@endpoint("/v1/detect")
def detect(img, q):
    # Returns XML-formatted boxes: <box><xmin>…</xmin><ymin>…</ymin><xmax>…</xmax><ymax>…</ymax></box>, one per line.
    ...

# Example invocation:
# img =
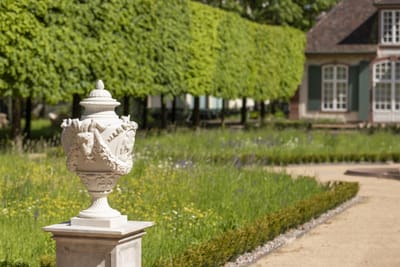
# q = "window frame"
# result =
<box><xmin>373</xmin><ymin>59</ymin><xmax>400</xmax><ymax>112</ymax></box>
<box><xmin>321</xmin><ymin>64</ymin><xmax>349</xmax><ymax>112</ymax></box>
<box><xmin>381</xmin><ymin>9</ymin><xmax>400</xmax><ymax>45</ymax></box>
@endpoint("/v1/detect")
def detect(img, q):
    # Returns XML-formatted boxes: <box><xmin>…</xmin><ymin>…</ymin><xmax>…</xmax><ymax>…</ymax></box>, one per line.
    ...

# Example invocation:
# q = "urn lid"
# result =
<box><xmin>80</xmin><ymin>80</ymin><xmax>120</xmax><ymax>124</ymax></box>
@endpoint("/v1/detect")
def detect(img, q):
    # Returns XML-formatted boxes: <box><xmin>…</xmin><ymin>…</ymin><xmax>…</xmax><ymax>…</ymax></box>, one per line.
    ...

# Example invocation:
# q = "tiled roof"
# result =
<box><xmin>306</xmin><ymin>0</ymin><xmax>378</xmax><ymax>54</ymax></box>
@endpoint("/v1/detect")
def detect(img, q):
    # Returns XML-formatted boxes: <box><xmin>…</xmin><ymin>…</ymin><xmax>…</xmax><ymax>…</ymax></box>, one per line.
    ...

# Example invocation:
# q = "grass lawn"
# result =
<box><xmin>0</xmin><ymin>153</ymin><xmax>328</xmax><ymax>266</ymax></box>
<box><xmin>0</xmin><ymin>123</ymin><xmax>376</xmax><ymax>266</ymax></box>
<box><xmin>136</xmin><ymin>127</ymin><xmax>400</xmax><ymax>163</ymax></box>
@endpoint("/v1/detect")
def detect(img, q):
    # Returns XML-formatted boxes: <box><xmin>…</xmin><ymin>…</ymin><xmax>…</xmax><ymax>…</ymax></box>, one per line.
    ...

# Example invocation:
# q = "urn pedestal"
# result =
<box><xmin>43</xmin><ymin>81</ymin><xmax>153</xmax><ymax>267</ymax></box>
<box><xmin>43</xmin><ymin>221</ymin><xmax>153</xmax><ymax>267</ymax></box>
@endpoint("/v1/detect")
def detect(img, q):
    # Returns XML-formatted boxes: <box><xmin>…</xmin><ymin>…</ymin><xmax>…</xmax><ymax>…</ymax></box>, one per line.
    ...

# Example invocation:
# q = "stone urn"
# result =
<box><xmin>61</xmin><ymin>80</ymin><xmax>138</xmax><ymax>228</ymax></box>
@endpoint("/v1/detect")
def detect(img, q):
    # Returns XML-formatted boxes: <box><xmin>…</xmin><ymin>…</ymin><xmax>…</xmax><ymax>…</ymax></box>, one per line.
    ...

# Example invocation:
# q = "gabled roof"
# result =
<box><xmin>306</xmin><ymin>0</ymin><xmax>378</xmax><ymax>55</ymax></box>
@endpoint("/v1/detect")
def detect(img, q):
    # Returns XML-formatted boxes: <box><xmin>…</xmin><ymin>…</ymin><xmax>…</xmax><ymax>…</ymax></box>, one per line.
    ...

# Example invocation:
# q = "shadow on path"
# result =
<box><xmin>345</xmin><ymin>167</ymin><xmax>400</xmax><ymax>180</ymax></box>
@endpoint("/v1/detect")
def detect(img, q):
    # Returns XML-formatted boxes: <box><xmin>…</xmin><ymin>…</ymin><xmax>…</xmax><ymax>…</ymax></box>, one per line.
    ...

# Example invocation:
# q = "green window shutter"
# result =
<box><xmin>358</xmin><ymin>61</ymin><xmax>370</xmax><ymax>121</ymax></box>
<box><xmin>348</xmin><ymin>65</ymin><xmax>359</xmax><ymax>111</ymax></box>
<box><xmin>307</xmin><ymin>65</ymin><xmax>322</xmax><ymax>111</ymax></box>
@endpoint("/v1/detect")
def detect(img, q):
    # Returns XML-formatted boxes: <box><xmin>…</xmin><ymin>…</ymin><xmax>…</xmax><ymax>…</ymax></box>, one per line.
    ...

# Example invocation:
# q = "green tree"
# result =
<box><xmin>153</xmin><ymin>0</ymin><xmax>190</xmax><ymax>128</ymax></box>
<box><xmin>195</xmin><ymin>0</ymin><xmax>339</xmax><ymax>31</ymax></box>
<box><xmin>187</xmin><ymin>2</ymin><xmax>224</xmax><ymax>127</ymax></box>
<box><xmin>215</xmin><ymin>14</ymin><xmax>255</xmax><ymax>125</ymax></box>
<box><xmin>0</xmin><ymin>0</ymin><xmax>307</xmax><ymax>138</ymax></box>
<box><xmin>0</xmin><ymin>0</ymin><xmax>62</xmax><ymax>149</ymax></box>
<box><xmin>252</xmin><ymin>0</ymin><xmax>339</xmax><ymax>30</ymax></box>
<box><xmin>38</xmin><ymin>0</ymin><xmax>157</xmax><ymax>122</ymax></box>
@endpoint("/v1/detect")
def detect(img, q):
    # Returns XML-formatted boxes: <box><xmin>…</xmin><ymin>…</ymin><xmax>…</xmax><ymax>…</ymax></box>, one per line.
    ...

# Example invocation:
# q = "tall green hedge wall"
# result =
<box><xmin>0</xmin><ymin>0</ymin><xmax>305</xmax><ymax>102</ymax></box>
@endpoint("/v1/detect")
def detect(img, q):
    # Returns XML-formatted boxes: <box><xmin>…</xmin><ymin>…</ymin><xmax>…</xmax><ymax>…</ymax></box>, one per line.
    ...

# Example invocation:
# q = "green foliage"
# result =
<box><xmin>215</xmin><ymin>12</ymin><xmax>252</xmax><ymax>98</ymax></box>
<box><xmin>153</xmin><ymin>0</ymin><xmax>190</xmax><ymax>96</ymax></box>
<box><xmin>0</xmin><ymin>1</ymin><xmax>51</xmax><ymax>99</ymax></box>
<box><xmin>195</xmin><ymin>0</ymin><xmax>339</xmax><ymax>31</ymax></box>
<box><xmin>43</xmin><ymin>0</ymin><xmax>158</xmax><ymax>98</ymax></box>
<box><xmin>186</xmin><ymin>2</ymin><xmax>224</xmax><ymax>96</ymax></box>
<box><xmin>39</xmin><ymin>255</ymin><xmax>55</xmax><ymax>267</ymax></box>
<box><xmin>250</xmin><ymin>25</ymin><xmax>305</xmax><ymax>100</ymax></box>
<box><xmin>187</xmin><ymin>1</ymin><xmax>305</xmax><ymax>100</ymax></box>
<box><xmin>0</xmin><ymin>0</ymin><xmax>306</xmax><ymax>142</ymax></box>
<box><xmin>0</xmin><ymin>0</ymin><xmax>305</xmax><ymax>102</ymax></box>
<box><xmin>0</xmin><ymin>260</ymin><xmax>29</xmax><ymax>267</ymax></box>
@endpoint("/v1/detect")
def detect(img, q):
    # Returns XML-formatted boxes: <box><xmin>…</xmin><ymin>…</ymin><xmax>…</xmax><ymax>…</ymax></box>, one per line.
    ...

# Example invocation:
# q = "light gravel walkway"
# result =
<box><xmin>249</xmin><ymin>163</ymin><xmax>400</xmax><ymax>267</ymax></box>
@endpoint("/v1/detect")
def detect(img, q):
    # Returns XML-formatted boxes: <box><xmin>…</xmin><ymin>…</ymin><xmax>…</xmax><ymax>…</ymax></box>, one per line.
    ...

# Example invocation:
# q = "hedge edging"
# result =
<box><xmin>155</xmin><ymin>181</ymin><xmax>359</xmax><ymax>267</ymax></box>
<box><xmin>207</xmin><ymin>152</ymin><xmax>400</xmax><ymax>166</ymax></box>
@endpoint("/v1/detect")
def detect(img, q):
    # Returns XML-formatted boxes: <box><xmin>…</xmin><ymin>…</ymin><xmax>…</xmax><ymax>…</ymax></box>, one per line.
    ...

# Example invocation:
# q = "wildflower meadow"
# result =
<box><xmin>0</xmin><ymin>126</ymin><xmax>385</xmax><ymax>266</ymax></box>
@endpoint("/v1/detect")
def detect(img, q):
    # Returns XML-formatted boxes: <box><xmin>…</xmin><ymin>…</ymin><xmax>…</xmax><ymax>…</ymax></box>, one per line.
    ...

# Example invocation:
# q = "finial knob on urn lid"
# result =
<box><xmin>80</xmin><ymin>80</ymin><xmax>120</xmax><ymax>124</ymax></box>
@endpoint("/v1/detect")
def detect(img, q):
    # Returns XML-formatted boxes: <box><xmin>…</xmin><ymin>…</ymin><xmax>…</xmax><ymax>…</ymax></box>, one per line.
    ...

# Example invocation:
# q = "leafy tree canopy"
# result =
<box><xmin>0</xmin><ymin>0</ymin><xmax>305</xmax><ymax>103</ymax></box>
<box><xmin>195</xmin><ymin>0</ymin><xmax>339</xmax><ymax>31</ymax></box>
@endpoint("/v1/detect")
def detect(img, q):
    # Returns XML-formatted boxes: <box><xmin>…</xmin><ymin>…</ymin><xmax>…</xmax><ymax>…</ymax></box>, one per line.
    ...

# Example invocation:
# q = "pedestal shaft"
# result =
<box><xmin>54</xmin><ymin>234</ymin><xmax>142</xmax><ymax>267</ymax></box>
<box><xmin>43</xmin><ymin>221</ymin><xmax>153</xmax><ymax>267</ymax></box>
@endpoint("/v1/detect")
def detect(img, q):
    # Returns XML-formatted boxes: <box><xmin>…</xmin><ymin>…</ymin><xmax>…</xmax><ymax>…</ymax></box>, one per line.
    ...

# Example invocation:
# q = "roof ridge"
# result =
<box><xmin>306</xmin><ymin>0</ymin><xmax>377</xmax><ymax>54</ymax></box>
<box><xmin>308</xmin><ymin>0</ymin><xmax>346</xmax><ymax>35</ymax></box>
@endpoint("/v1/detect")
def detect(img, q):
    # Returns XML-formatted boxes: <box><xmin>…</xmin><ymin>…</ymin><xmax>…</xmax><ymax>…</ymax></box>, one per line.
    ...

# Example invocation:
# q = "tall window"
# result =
<box><xmin>381</xmin><ymin>10</ymin><xmax>400</xmax><ymax>44</ymax></box>
<box><xmin>373</xmin><ymin>60</ymin><xmax>400</xmax><ymax>111</ymax></box>
<box><xmin>322</xmin><ymin>65</ymin><xmax>348</xmax><ymax>111</ymax></box>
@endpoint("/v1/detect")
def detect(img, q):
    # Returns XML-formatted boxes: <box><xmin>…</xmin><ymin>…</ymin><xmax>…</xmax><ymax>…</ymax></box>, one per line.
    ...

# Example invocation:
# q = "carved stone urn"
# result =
<box><xmin>61</xmin><ymin>80</ymin><xmax>137</xmax><ymax>228</ymax></box>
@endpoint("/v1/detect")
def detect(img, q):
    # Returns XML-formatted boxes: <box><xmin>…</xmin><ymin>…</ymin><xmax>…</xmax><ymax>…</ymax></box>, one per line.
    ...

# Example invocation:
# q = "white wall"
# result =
<box><xmin>148</xmin><ymin>94</ymin><xmax>257</xmax><ymax>110</ymax></box>
<box><xmin>298</xmin><ymin>54</ymin><xmax>374</xmax><ymax>122</ymax></box>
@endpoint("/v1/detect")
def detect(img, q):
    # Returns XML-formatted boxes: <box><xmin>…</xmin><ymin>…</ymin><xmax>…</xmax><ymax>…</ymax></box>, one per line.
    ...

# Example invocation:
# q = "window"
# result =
<box><xmin>381</xmin><ymin>10</ymin><xmax>400</xmax><ymax>44</ymax></box>
<box><xmin>321</xmin><ymin>65</ymin><xmax>348</xmax><ymax>111</ymax></box>
<box><xmin>373</xmin><ymin>60</ymin><xmax>400</xmax><ymax>111</ymax></box>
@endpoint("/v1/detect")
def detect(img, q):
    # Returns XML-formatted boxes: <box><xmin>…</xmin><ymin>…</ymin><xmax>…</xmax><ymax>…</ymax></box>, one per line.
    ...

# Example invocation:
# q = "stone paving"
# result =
<box><xmin>249</xmin><ymin>163</ymin><xmax>400</xmax><ymax>267</ymax></box>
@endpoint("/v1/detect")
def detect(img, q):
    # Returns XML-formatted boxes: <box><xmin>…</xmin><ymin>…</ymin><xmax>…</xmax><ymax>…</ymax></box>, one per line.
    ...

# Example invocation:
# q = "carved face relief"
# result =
<box><xmin>77</xmin><ymin>132</ymin><xmax>94</xmax><ymax>160</ymax></box>
<box><xmin>117</xmin><ymin>130</ymin><xmax>135</xmax><ymax>162</ymax></box>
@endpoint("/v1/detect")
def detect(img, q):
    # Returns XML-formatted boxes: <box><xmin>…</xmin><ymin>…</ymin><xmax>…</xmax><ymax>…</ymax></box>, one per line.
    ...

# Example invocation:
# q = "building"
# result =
<box><xmin>292</xmin><ymin>0</ymin><xmax>400</xmax><ymax>123</ymax></box>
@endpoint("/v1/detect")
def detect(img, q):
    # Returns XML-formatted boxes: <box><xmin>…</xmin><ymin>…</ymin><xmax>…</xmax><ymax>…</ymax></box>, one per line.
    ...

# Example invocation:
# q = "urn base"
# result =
<box><xmin>71</xmin><ymin>215</ymin><xmax>128</xmax><ymax>228</ymax></box>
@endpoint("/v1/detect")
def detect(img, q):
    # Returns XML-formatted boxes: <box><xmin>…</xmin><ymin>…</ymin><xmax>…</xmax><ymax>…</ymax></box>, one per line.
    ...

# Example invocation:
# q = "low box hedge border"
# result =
<box><xmin>0</xmin><ymin>261</ymin><xmax>29</xmax><ymax>267</ymax></box>
<box><xmin>209</xmin><ymin>152</ymin><xmax>400</xmax><ymax>166</ymax></box>
<box><xmin>155</xmin><ymin>181</ymin><xmax>359</xmax><ymax>267</ymax></box>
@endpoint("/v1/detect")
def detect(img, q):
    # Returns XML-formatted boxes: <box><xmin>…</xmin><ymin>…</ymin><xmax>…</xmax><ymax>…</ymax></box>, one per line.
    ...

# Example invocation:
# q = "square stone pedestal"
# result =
<box><xmin>43</xmin><ymin>221</ymin><xmax>153</xmax><ymax>267</ymax></box>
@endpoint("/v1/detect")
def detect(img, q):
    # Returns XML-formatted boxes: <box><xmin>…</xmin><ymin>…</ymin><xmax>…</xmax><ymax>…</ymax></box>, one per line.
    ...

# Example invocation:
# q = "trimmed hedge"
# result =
<box><xmin>223</xmin><ymin>152</ymin><xmax>400</xmax><ymax>166</ymax></box>
<box><xmin>0</xmin><ymin>261</ymin><xmax>29</xmax><ymax>267</ymax></box>
<box><xmin>163</xmin><ymin>152</ymin><xmax>400</xmax><ymax>166</ymax></box>
<box><xmin>1</xmin><ymin>1</ymin><xmax>305</xmax><ymax>102</ymax></box>
<box><xmin>155</xmin><ymin>181</ymin><xmax>359</xmax><ymax>267</ymax></box>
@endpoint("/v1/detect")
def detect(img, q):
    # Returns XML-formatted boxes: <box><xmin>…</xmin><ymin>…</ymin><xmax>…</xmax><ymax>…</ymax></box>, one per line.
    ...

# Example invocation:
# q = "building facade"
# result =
<box><xmin>292</xmin><ymin>0</ymin><xmax>400</xmax><ymax>123</ymax></box>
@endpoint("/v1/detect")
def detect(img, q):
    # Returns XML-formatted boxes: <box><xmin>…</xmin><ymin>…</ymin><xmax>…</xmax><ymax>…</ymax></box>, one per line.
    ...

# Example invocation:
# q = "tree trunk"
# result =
<box><xmin>192</xmin><ymin>96</ymin><xmax>200</xmax><ymax>128</ymax></box>
<box><xmin>123</xmin><ymin>95</ymin><xmax>130</xmax><ymax>116</ymax></box>
<box><xmin>39</xmin><ymin>97</ymin><xmax>46</xmax><ymax>118</ymax></box>
<box><xmin>72</xmin><ymin>94</ymin><xmax>81</xmax><ymax>119</ymax></box>
<box><xmin>23</xmin><ymin>96</ymin><xmax>32</xmax><ymax>139</ymax></box>
<box><xmin>11</xmin><ymin>95</ymin><xmax>23</xmax><ymax>152</ymax></box>
<box><xmin>141</xmin><ymin>96</ymin><xmax>148</xmax><ymax>130</ymax></box>
<box><xmin>270</xmin><ymin>100</ymin><xmax>279</xmax><ymax>115</ymax></box>
<box><xmin>171</xmin><ymin>96</ymin><xmax>177</xmax><ymax>124</ymax></box>
<box><xmin>160</xmin><ymin>94</ymin><xmax>167</xmax><ymax>129</ymax></box>
<box><xmin>241</xmin><ymin>97</ymin><xmax>247</xmax><ymax>125</ymax></box>
<box><xmin>260</xmin><ymin>100</ymin><xmax>266</xmax><ymax>125</ymax></box>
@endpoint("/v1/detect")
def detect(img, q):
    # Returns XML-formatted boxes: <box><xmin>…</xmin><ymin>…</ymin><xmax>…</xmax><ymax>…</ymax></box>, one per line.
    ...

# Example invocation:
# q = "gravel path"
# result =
<box><xmin>227</xmin><ymin>163</ymin><xmax>400</xmax><ymax>267</ymax></box>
